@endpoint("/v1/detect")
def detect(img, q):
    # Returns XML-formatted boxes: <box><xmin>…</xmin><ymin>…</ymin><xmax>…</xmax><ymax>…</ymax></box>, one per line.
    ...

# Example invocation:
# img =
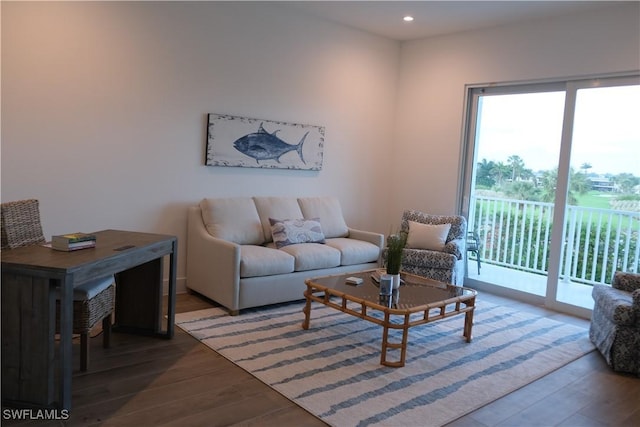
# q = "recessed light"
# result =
<box><xmin>403</xmin><ymin>16</ymin><xmax>414</xmax><ymax>22</ymax></box>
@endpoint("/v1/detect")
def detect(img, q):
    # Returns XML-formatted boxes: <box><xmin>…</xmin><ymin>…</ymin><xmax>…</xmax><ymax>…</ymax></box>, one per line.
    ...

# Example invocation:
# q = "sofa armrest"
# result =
<box><xmin>348</xmin><ymin>228</ymin><xmax>384</xmax><ymax>248</ymax></box>
<box><xmin>444</xmin><ymin>237</ymin><xmax>465</xmax><ymax>260</ymax></box>
<box><xmin>186</xmin><ymin>206</ymin><xmax>241</xmax><ymax>311</ymax></box>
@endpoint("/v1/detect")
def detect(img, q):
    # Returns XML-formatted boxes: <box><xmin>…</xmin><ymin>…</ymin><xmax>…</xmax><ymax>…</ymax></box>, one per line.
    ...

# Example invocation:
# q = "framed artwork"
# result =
<box><xmin>206</xmin><ymin>114</ymin><xmax>325</xmax><ymax>170</ymax></box>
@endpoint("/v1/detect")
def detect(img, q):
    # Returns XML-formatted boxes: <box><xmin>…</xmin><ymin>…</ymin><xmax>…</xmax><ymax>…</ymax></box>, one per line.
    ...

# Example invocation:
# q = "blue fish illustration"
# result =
<box><xmin>233</xmin><ymin>123</ymin><xmax>308</xmax><ymax>164</ymax></box>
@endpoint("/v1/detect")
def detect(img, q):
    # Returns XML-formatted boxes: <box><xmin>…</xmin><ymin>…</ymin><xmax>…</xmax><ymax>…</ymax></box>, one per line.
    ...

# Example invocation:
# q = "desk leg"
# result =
<box><xmin>1</xmin><ymin>274</ymin><xmax>58</xmax><ymax>408</ymax></box>
<box><xmin>58</xmin><ymin>277</ymin><xmax>73</xmax><ymax>410</ymax></box>
<box><xmin>166</xmin><ymin>242</ymin><xmax>177</xmax><ymax>338</ymax></box>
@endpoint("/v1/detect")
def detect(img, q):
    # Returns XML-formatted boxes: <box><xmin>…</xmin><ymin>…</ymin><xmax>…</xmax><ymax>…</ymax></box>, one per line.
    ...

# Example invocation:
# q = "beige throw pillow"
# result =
<box><xmin>406</xmin><ymin>221</ymin><xmax>451</xmax><ymax>251</ymax></box>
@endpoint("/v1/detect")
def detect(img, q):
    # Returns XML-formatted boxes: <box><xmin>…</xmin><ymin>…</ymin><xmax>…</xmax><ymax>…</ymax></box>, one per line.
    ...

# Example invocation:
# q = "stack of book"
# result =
<box><xmin>51</xmin><ymin>232</ymin><xmax>97</xmax><ymax>251</ymax></box>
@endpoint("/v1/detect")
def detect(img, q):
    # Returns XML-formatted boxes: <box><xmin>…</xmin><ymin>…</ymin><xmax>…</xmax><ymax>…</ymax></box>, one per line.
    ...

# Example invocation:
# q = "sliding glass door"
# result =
<box><xmin>555</xmin><ymin>82</ymin><xmax>640</xmax><ymax>309</ymax></box>
<box><xmin>461</xmin><ymin>75</ymin><xmax>640</xmax><ymax>315</ymax></box>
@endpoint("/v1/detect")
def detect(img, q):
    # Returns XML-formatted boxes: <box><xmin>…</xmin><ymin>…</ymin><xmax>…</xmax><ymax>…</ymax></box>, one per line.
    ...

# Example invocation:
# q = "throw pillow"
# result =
<box><xmin>406</xmin><ymin>221</ymin><xmax>451</xmax><ymax>251</ymax></box>
<box><xmin>269</xmin><ymin>217</ymin><xmax>326</xmax><ymax>249</ymax></box>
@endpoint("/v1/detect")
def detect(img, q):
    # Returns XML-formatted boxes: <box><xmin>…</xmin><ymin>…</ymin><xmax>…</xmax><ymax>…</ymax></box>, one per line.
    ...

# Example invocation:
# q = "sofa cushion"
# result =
<box><xmin>406</xmin><ymin>221</ymin><xmax>451</xmax><ymax>251</ymax></box>
<box><xmin>270</xmin><ymin>242</ymin><xmax>341</xmax><ymax>271</ymax></box>
<box><xmin>240</xmin><ymin>245</ymin><xmax>295</xmax><ymax>278</ymax></box>
<box><xmin>200</xmin><ymin>198</ymin><xmax>264</xmax><ymax>245</ymax></box>
<box><xmin>254</xmin><ymin>197</ymin><xmax>304</xmax><ymax>243</ymax></box>
<box><xmin>325</xmin><ymin>238</ymin><xmax>380</xmax><ymax>265</ymax></box>
<box><xmin>298</xmin><ymin>197</ymin><xmax>349</xmax><ymax>238</ymax></box>
<box><xmin>269</xmin><ymin>217</ymin><xmax>325</xmax><ymax>249</ymax></box>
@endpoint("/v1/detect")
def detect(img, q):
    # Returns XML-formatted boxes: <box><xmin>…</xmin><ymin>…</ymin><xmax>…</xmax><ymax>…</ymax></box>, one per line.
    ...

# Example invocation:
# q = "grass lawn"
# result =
<box><xmin>573</xmin><ymin>191</ymin><xmax>614</xmax><ymax>209</ymax></box>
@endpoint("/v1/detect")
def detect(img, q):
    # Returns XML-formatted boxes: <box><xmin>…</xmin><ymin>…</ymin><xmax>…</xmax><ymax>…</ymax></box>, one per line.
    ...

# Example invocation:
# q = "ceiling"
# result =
<box><xmin>286</xmin><ymin>1</ymin><xmax>626</xmax><ymax>41</ymax></box>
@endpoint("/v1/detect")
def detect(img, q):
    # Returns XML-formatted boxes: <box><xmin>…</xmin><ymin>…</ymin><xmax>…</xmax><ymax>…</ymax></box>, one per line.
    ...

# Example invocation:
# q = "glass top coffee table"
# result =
<box><xmin>302</xmin><ymin>269</ymin><xmax>477</xmax><ymax>367</ymax></box>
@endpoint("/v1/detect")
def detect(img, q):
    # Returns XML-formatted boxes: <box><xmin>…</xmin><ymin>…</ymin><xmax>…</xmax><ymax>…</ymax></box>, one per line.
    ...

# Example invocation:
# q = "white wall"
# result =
<box><xmin>1</xmin><ymin>2</ymin><xmax>400</xmax><ymax>290</ymax></box>
<box><xmin>392</xmin><ymin>3</ymin><xmax>640</xmax><ymax>221</ymax></box>
<box><xmin>3</xmin><ymin>2</ymin><xmax>639</xmax><ymax>292</ymax></box>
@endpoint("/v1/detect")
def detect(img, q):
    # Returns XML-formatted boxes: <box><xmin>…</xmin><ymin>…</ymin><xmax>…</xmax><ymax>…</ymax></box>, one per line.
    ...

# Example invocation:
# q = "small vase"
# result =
<box><xmin>390</xmin><ymin>273</ymin><xmax>401</xmax><ymax>290</ymax></box>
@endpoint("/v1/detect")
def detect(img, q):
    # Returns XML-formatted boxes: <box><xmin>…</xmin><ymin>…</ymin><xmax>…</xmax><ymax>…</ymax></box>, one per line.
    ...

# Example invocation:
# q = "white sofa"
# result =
<box><xmin>186</xmin><ymin>196</ymin><xmax>383</xmax><ymax>314</ymax></box>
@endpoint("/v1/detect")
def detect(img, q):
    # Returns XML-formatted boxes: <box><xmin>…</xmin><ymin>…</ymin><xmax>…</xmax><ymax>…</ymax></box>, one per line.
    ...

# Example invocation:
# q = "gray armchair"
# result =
<box><xmin>384</xmin><ymin>210</ymin><xmax>467</xmax><ymax>286</ymax></box>
<box><xmin>589</xmin><ymin>271</ymin><xmax>640</xmax><ymax>375</ymax></box>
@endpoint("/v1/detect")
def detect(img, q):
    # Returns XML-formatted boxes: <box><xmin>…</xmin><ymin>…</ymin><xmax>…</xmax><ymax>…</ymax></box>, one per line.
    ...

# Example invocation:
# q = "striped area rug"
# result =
<box><xmin>175</xmin><ymin>300</ymin><xmax>594</xmax><ymax>427</ymax></box>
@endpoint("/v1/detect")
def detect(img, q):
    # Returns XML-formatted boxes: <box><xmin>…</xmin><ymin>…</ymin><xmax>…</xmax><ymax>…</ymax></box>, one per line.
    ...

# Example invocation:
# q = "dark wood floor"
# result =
<box><xmin>3</xmin><ymin>291</ymin><xmax>639</xmax><ymax>426</ymax></box>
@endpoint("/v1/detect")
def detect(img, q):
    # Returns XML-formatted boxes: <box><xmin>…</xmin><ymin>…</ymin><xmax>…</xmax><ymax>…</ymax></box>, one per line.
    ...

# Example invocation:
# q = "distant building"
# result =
<box><xmin>589</xmin><ymin>175</ymin><xmax>616</xmax><ymax>192</ymax></box>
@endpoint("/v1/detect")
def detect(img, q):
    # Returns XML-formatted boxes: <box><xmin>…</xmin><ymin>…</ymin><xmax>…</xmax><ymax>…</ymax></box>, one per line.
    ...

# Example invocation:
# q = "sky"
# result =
<box><xmin>475</xmin><ymin>85</ymin><xmax>640</xmax><ymax>176</ymax></box>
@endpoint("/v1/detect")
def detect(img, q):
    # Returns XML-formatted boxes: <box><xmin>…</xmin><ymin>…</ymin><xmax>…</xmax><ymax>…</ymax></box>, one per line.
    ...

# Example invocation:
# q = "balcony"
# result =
<box><xmin>466</xmin><ymin>262</ymin><xmax>596</xmax><ymax>310</ymax></box>
<box><xmin>467</xmin><ymin>195</ymin><xmax>640</xmax><ymax>311</ymax></box>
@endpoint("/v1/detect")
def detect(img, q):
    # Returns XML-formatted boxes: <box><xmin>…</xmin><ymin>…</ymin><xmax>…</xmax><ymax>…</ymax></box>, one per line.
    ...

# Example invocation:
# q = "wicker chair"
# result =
<box><xmin>1</xmin><ymin>199</ymin><xmax>115</xmax><ymax>372</ymax></box>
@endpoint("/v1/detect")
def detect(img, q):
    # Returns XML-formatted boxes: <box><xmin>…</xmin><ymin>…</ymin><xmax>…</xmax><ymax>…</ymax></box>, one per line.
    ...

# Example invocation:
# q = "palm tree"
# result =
<box><xmin>505</xmin><ymin>181</ymin><xmax>538</xmax><ymax>201</ymax></box>
<box><xmin>538</xmin><ymin>169</ymin><xmax>558</xmax><ymax>203</ymax></box>
<box><xmin>569</xmin><ymin>168</ymin><xmax>591</xmax><ymax>196</ymax></box>
<box><xmin>580</xmin><ymin>162</ymin><xmax>592</xmax><ymax>175</ymax></box>
<box><xmin>490</xmin><ymin>162</ymin><xmax>511</xmax><ymax>188</ymax></box>
<box><xmin>507</xmin><ymin>155</ymin><xmax>526</xmax><ymax>181</ymax></box>
<box><xmin>539</xmin><ymin>167</ymin><xmax>590</xmax><ymax>205</ymax></box>
<box><xmin>476</xmin><ymin>159</ymin><xmax>497</xmax><ymax>188</ymax></box>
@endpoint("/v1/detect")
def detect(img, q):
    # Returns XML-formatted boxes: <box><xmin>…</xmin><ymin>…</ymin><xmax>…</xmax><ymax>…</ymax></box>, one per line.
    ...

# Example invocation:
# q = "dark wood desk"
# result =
<box><xmin>1</xmin><ymin>229</ymin><xmax>177</xmax><ymax>411</ymax></box>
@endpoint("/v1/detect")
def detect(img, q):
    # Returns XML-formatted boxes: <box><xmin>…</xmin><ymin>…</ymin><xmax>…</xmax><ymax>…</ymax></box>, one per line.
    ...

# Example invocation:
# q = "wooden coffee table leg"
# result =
<box><xmin>302</xmin><ymin>289</ymin><xmax>312</xmax><ymax>330</ymax></box>
<box><xmin>380</xmin><ymin>323</ymin><xmax>392</xmax><ymax>366</ymax></box>
<box><xmin>380</xmin><ymin>313</ymin><xmax>408</xmax><ymax>368</ymax></box>
<box><xmin>463</xmin><ymin>306</ymin><xmax>474</xmax><ymax>343</ymax></box>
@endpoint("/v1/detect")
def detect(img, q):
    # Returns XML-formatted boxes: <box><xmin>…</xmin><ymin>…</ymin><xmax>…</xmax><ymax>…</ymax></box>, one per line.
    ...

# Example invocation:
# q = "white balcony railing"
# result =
<box><xmin>469</xmin><ymin>195</ymin><xmax>640</xmax><ymax>286</ymax></box>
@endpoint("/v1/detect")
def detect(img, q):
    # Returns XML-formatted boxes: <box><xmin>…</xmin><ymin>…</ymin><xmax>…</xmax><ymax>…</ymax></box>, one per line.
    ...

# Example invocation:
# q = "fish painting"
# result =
<box><xmin>233</xmin><ymin>123</ymin><xmax>309</xmax><ymax>165</ymax></box>
<box><xmin>206</xmin><ymin>113</ymin><xmax>324</xmax><ymax>170</ymax></box>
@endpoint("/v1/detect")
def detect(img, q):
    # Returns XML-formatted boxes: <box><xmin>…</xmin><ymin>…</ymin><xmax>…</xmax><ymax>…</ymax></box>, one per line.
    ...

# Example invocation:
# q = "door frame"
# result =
<box><xmin>458</xmin><ymin>73</ymin><xmax>640</xmax><ymax>318</ymax></box>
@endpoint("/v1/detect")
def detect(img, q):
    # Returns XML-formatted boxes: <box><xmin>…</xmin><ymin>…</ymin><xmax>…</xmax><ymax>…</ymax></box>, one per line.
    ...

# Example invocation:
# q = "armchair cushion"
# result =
<box><xmin>406</xmin><ymin>221</ymin><xmax>451</xmax><ymax>251</ymax></box>
<box><xmin>403</xmin><ymin>248</ymin><xmax>457</xmax><ymax>269</ymax></box>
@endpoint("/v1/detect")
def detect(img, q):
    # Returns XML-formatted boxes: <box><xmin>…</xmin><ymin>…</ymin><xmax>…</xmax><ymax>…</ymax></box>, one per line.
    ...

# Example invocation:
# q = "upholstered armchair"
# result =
<box><xmin>589</xmin><ymin>271</ymin><xmax>640</xmax><ymax>375</ymax></box>
<box><xmin>384</xmin><ymin>210</ymin><xmax>467</xmax><ymax>286</ymax></box>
